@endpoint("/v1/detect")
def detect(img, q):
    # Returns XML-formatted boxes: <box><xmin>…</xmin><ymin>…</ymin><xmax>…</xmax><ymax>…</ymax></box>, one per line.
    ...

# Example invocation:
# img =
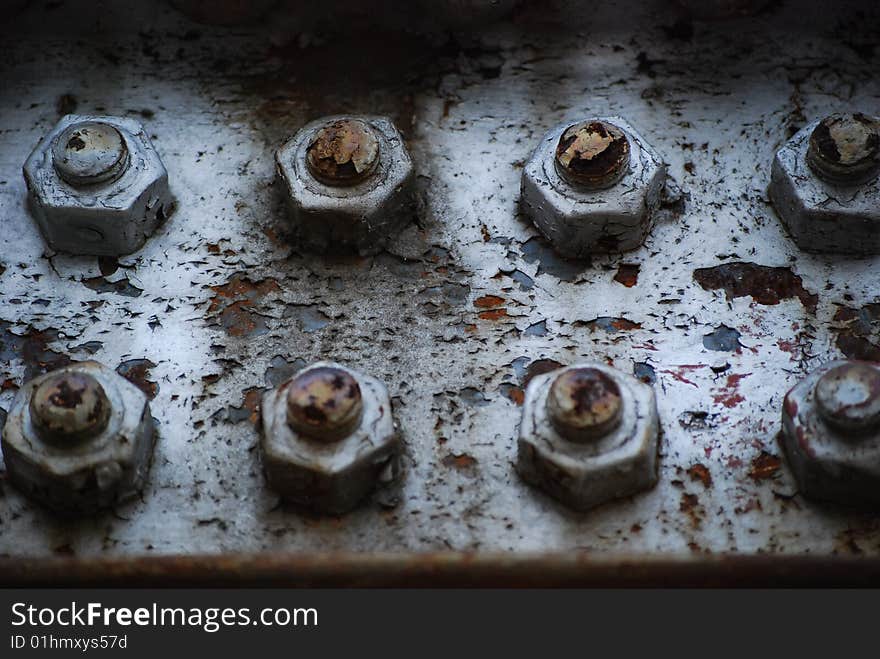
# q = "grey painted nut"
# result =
<box><xmin>275</xmin><ymin>115</ymin><xmax>416</xmax><ymax>256</ymax></box>
<box><xmin>520</xmin><ymin>116</ymin><xmax>666</xmax><ymax>258</ymax></box>
<box><xmin>769</xmin><ymin>113</ymin><xmax>880</xmax><ymax>255</ymax></box>
<box><xmin>261</xmin><ymin>361</ymin><xmax>400</xmax><ymax>514</ymax></box>
<box><xmin>0</xmin><ymin>361</ymin><xmax>156</xmax><ymax>515</ymax></box>
<box><xmin>23</xmin><ymin>114</ymin><xmax>174</xmax><ymax>256</ymax></box>
<box><xmin>516</xmin><ymin>363</ymin><xmax>660</xmax><ymax>512</ymax></box>
<box><xmin>781</xmin><ymin>360</ymin><xmax>880</xmax><ymax>507</ymax></box>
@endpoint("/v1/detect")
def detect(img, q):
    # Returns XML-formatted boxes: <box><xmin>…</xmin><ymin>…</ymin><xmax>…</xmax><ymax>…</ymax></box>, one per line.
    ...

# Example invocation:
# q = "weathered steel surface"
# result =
<box><xmin>1</xmin><ymin>0</ymin><xmax>880</xmax><ymax>564</ymax></box>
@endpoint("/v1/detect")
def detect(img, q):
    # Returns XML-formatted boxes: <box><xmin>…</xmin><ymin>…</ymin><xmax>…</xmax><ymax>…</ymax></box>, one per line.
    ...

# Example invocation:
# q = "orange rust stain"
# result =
<box><xmin>749</xmin><ymin>451</ymin><xmax>782</xmax><ymax>481</ymax></box>
<box><xmin>442</xmin><ymin>453</ymin><xmax>478</xmax><ymax>470</ymax></box>
<box><xmin>686</xmin><ymin>463</ymin><xmax>712</xmax><ymax>489</ymax></box>
<box><xmin>611</xmin><ymin>318</ymin><xmax>641</xmax><ymax>330</ymax></box>
<box><xmin>679</xmin><ymin>492</ymin><xmax>703</xmax><ymax>529</ymax></box>
<box><xmin>613</xmin><ymin>263</ymin><xmax>640</xmax><ymax>288</ymax></box>
<box><xmin>208</xmin><ymin>276</ymin><xmax>280</xmax><ymax>337</ymax></box>
<box><xmin>478</xmin><ymin>309</ymin><xmax>508</xmax><ymax>321</ymax></box>
<box><xmin>474</xmin><ymin>295</ymin><xmax>505</xmax><ymax>308</ymax></box>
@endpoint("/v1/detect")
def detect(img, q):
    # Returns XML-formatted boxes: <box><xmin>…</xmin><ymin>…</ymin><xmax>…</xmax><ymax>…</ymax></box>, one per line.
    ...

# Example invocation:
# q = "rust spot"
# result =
<box><xmin>679</xmin><ymin>492</ymin><xmax>703</xmax><ymax>529</ymax></box>
<box><xmin>749</xmin><ymin>451</ymin><xmax>782</xmax><ymax>482</ymax></box>
<box><xmin>613</xmin><ymin>263</ymin><xmax>640</xmax><ymax>288</ymax></box>
<box><xmin>208</xmin><ymin>276</ymin><xmax>280</xmax><ymax>338</ymax></box>
<box><xmin>686</xmin><ymin>463</ymin><xmax>712</xmax><ymax>489</ymax></box>
<box><xmin>833</xmin><ymin>303</ymin><xmax>880</xmax><ymax>361</ymax></box>
<box><xmin>580</xmin><ymin>317</ymin><xmax>642</xmax><ymax>332</ymax></box>
<box><xmin>478</xmin><ymin>309</ymin><xmax>508</xmax><ymax>321</ymax></box>
<box><xmin>661</xmin><ymin>364</ymin><xmax>705</xmax><ymax>387</ymax></box>
<box><xmin>474</xmin><ymin>295</ymin><xmax>505</xmax><ymax>308</ymax></box>
<box><xmin>228</xmin><ymin>387</ymin><xmax>264</xmax><ymax>426</ymax></box>
<box><xmin>442</xmin><ymin>453</ymin><xmax>478</xmax><ymax>471</ymax></box>
<box><xmin>523</xmin><ymin>359</ymin><xmax>564</xmax><ymax>387</ymax></box>
<box><xmin>116</xmin><ymin>359</ymin><xmax>158</xmax><ymax>399</ymax></box>
<box><xmin>0</xmin><ymin>322</ymin><xmax>71</xmax><ymax>381</ymax></box>
<box><xmin>712</xmin><ymin>373</ymin><xmax>750</xmax><ymax>409</ymax></box>
<box><xmin>693</xmin><ymin>262</ymin><xmax>817</xmax><ymax>312</ymax></box>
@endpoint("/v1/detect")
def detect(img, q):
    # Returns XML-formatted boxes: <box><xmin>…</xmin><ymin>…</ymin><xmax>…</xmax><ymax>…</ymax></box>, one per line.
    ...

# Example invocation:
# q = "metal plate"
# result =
<box><xmin>2</xmin><ymin>0</ymin><xmax>880</xmax><ymax>566</ymax></box>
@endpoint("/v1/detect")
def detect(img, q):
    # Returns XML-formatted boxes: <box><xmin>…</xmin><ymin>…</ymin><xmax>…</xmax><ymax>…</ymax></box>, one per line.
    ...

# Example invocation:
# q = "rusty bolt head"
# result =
<box><xmin>285</xmin><ymin>366</ymin><xmax>364</xmax><ymax>442</ymax></box>
<box><xmin>814</xmin><ymin>362</ymin><xmax>880</xmax><ymax>433</ymax></box>
<box><xmin>306</xmin><ymin>119</ymin><xmax>380</xmax><ymax>186</ymax></box>
<box><xmin>52</xmin><ymin>121</ymin><xmax>130</xmax><ymax>187</ymax></box>
<box><xmin>546</xmin><ymin>367</ymin><xmax>623</xmax><ymax>441</ymax></box>
<box><xmin>807</xmin><ymin>113</ymin><xmax>880</xmax><ymax>184</ymax></box>
<box><xmin>28</xmin><ymin>371</ymin><xmax>111</xmax><ymax>443</ymax></box>
<box><xmin>554</xmin><ymin>120</ymin><xmax>631</xmax><ymax>189</ymax></box>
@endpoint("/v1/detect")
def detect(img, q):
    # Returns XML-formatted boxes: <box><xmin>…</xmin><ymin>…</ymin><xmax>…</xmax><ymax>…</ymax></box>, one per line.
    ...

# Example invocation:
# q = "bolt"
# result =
<box><xmin>807</xmin><ymin>113</ymin><xmax>880</xmax><ymax>184</ymax></box>
<box><xmin>546</xmin><ymin>367</ymin><xmax>623</xmax><ymax>441</ymax></box>
<box><xmin>286</xmin><ymin>366</ymin><xmax>364</xmax><ymax>442</ymax></box>
<box><xmin>555</xmin><ymin>120</ymin><xmax>631</xmax><ymax>189</ymax></box>
<box><xmin>52</xmin><ymin>121</ymin><xmax>130</xmax><ymax>187</ymax></box>
<box><xmin>306</xmin><ymin>119</ymin><xmax>380</xmax><ymax>186</ymax></box>
<box><xmin>29</xmin><ymin>371</ymin><xmax>111</xmax><ymax>443</ymax></box>
<box><xmin>815</xmin><ymin>362</ymin><xmax>880</xmax><ymax>433</ymax></box>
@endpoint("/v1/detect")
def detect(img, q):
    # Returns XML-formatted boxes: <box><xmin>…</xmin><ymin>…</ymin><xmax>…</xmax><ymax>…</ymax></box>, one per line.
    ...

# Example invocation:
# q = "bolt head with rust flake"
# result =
<box><xmin>781</xmin><ymin>360</ymin><xmax>880</xmax><ymax>507</ymax></box>
<box><xmin>517</xmin><ymin>363</ymin><xmax>659</xmax><ymax>512</ymax></box>
<box><xmin>29</xmin><ymin>371</ymin><xmax>111</xmax><ymax>443</ymax></box>
<box><xmin>275</xmin><ymin>115</ymin><xmax>416</xmax><ymax>256</ymax></box>
<box><xmin>23</xmin><ymin>114</ymin><xmax>174</xmax><ymax>256</ymax></box>
<box><xmin>807</xmin><ymin>114</ymin><xmax>880</xmax><ymax>184</ymax></box>
<box><xmin>1</xmin><ymin>361</ymin><xmax>156</xmax><ymax>515</ymax></box>
<box><xmin>547</xmin><ymin>367</ymin><xmax>623</xmax><ymax>441</ymax></box>
<box><xmin>555</xmin><ymin>121</ymin><xmax>631</xmax><ymax>189</ymax></box>
<box><xmin>286</xmin><ymin>366</ymin><xmax>364</xmax><ymax>442</ymax></box>
<box><xmin>261</xmin><ymin>361</ymin><xmax>400</xmax><ymax>514</ymax></box>
<box><xmin>769</xmin><ymin>112</ymin><xmax>880</xmax><ymax>255</ymax></box>
<box><xmin>306</xmin><ymin>119</ymin><xmax>380</xmax><ymax>186</ymax></box>
<box><xmin>521</xmin><ymin>116</ymin><xmax>666</xmax><ymax>258</ymax></box>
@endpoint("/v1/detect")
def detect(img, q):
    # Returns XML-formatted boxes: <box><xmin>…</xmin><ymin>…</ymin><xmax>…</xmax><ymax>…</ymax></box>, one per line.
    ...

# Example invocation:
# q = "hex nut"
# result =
<box><xmin>261</xmin><ymin>361</ymin><xmax>400</xmax><ymax>514</ymax></box>
<box><xmin>520</xmin><ymin>116</ymin><xmax>667</xmax><ymax>258</ymax></box>
<box><xmin>516</xmin><ymin>363</ymin><xmax>660</xmax><ymax>512</ymax></box>
<box><xmin>1</xmin><ymin>361</ymin><xmax>156</xmax><ymax>515</ymax></box>
<box><xmin>781</xmin><ymin>360</ymin><xmax>880</xmax><ymax>507</ymax></box>
<box><xmin>769</xmin><ymin>113</ymin><xmax>880</xmax><ymax>255</ymax></box>
<box><xmin>23</xmin><ymin>114</ymin><xmax>174</xmax><ymax>256</ymax></box>
<box><xmin>275</xmin><ymin>115</ymin><xmax>416</xmax><ymax>256</ymax></box>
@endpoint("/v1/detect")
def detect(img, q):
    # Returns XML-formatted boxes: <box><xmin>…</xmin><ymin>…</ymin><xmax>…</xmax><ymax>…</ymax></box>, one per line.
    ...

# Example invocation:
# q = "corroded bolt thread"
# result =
<box><xmin>52</xmin><ymin>121</ymin><xmax>130</xmax><ymax>186</ymax></box>
<box><xmin>546</xmin><ymin>367</ymin><xmax>623</xmax><ymax>441</ymax></box>
<box><xmin>815</xmin><ymin>362</ymin><xmax>880</xmax><ymax>433</ymax></box>
<box><xmin>555</xmin><ymin>120</ymin><xmax>631</xmax><ymax>189</ymax></box>
<box><xmin>306</xmin><ymin>119</ymin><xmax>380</xmax><ymax>186</ymax></box>
<box><xmin>807</xmin><ymin>113</ymin><xmax>880</xmax><ymax>184</ymax></box>
<box><xmin>286</xmin><ymin>366</ymin><xmax>364</xmax><ymax>441</ymax></box>
<box><xmin>29</xmin><ymin>371</ymin><xmax>111</xmax><ymax>443</ymax></box>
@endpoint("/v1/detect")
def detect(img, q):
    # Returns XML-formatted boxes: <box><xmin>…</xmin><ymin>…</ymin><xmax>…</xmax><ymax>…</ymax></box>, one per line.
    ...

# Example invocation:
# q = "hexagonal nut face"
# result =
<box><xmin>260</xmin><ymin>362</ymin><xmax>400</xmax><ymax>514</ymax></box>
<box><xmin>770</xmin><ymin>118</ymin><xmax>880</xmax><ymax>255</ymax></box>
<box><xmin>0</xmin><ymin>361</ymin><xmax>156</xmax><ymax>515</ymax></box>
<box><xmin>520</xmin><ymin>116</ymin><xmax>667</xmax><ymax>258</ymax></box>
<box><xmin>516</xmin><ymin>363</ymin><xmax>660</xmax><ymax>512</ymax></box>
<box><xmin>275</xmin><ymin>115</ymin><xmax>416</xmax><ymax>256</ymax></box>
<box><xmin>781</xmin><ymin>360</ymin><xmax>880</xmax><ymax>506</ymax></box>
<box><xmin>22</xmin><ymin>114</ymin><xmax>174</xmax><ymax>257</ymax></box>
